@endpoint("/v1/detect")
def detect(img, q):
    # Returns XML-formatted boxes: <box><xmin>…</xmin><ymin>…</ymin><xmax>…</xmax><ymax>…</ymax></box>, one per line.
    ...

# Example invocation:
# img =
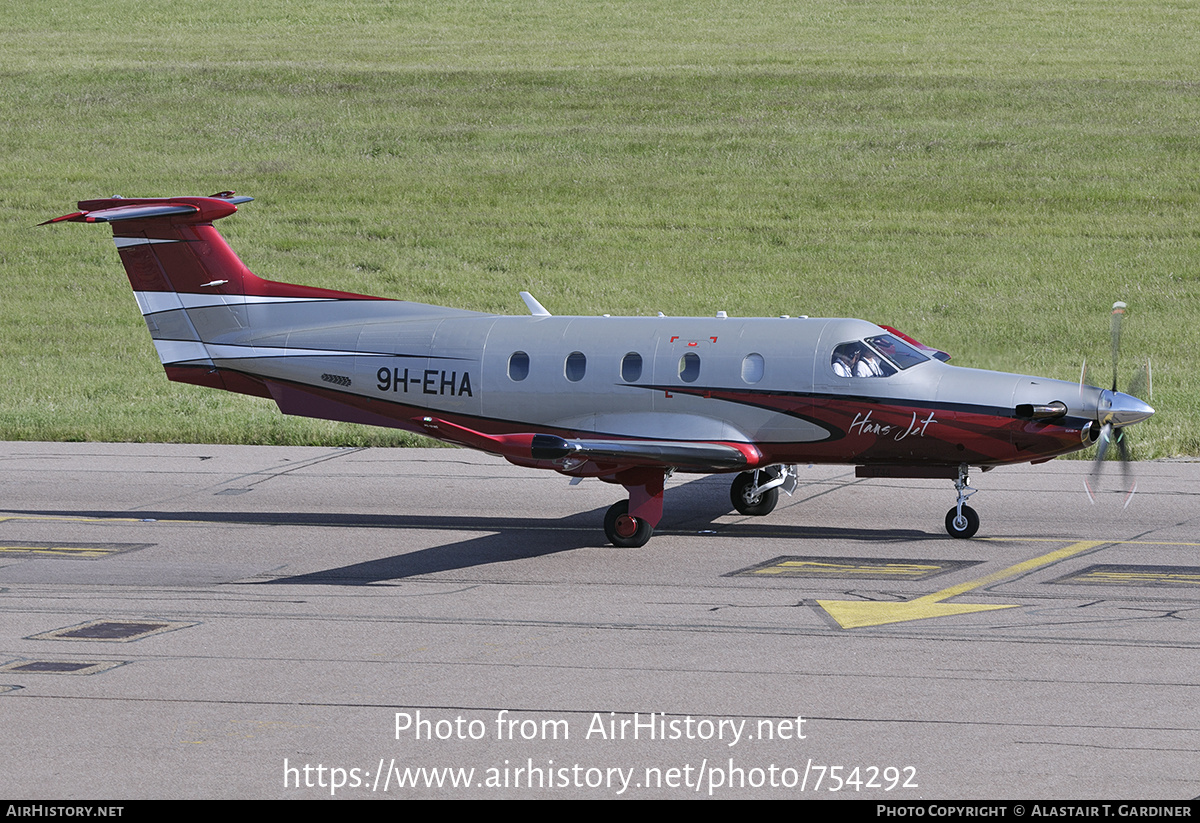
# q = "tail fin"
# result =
<box><xmin>44</xmin><ymin>192</ymin><xmax>375</xmax><ymax>300</ymax></box>
<box><xmin>45</xmin><ymin>192</ymin><xmax>383</xmax><ymax>397</ymax></box>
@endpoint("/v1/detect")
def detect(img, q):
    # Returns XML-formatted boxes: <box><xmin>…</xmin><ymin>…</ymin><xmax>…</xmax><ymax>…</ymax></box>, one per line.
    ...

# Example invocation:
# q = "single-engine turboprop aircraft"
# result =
<box><xmin>47</xmin><ymin>193</ymin><xmax>1155</xmax><ymax>547</ymax></box>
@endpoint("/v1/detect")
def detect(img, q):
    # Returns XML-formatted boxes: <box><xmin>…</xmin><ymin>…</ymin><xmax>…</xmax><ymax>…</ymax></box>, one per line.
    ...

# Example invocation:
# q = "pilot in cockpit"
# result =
<box><xmin>832</xmin><ymin>342</ymin><xmax>887</xmax><ymax>377</ymax></box>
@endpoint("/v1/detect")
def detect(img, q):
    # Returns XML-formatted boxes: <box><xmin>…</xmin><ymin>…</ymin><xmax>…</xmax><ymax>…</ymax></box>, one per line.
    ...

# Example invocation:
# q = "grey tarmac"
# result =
<box><xmin>0</xmin><ymin>442</ymin><xmax>1197</xmax><ymax>799</ymax></box>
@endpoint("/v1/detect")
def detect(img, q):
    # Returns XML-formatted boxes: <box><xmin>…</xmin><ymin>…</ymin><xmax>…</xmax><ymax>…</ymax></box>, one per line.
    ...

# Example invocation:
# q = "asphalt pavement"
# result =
<box><xmin>1</xmin><ymin>442</ymin><xmax>1197</xmax><ymax>798</ymax></box>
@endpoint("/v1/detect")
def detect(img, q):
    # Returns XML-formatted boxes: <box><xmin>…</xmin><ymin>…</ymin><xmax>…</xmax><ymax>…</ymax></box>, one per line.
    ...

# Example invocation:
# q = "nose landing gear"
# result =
<box><xmin>946</xmin><ymin>464</ymin><xmax>979</xmax><ymax>539</ymax></box>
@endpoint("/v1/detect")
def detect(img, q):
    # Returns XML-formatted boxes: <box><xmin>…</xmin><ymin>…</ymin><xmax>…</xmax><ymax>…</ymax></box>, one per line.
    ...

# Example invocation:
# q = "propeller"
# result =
<box><xmin>1084</xmin><ymin>302</ymin><xmax>1153</xmax><ymax>506</ymax></box>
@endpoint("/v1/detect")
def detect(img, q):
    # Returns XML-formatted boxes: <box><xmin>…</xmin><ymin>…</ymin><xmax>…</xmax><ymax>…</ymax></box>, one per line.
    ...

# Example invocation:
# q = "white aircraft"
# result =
<box><xmin>47</xmin><ymin>192</ymin><xmax>1154</xmax><ymax>546</ymax></box>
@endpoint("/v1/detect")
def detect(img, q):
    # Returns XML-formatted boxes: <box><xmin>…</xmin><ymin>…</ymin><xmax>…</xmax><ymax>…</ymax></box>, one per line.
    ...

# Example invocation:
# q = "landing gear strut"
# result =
<box><xmin>945</xmin><ymin>464</ymin><xmax>979</xmax><ymax>539</ymax></box>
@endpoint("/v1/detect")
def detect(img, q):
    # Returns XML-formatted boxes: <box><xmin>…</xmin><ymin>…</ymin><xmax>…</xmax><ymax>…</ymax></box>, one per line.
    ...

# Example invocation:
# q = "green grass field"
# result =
<box><xmin>2</xmin><ymin>0</ymin><xmax>1196</xmax><ymax>455</ymax></box>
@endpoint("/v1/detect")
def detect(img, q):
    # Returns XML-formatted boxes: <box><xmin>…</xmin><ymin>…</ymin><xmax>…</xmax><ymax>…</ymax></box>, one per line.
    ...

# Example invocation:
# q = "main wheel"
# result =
<box><xmin>730</xmin><ymin>471</ymin><xmax>779</xmax><ymax>516</ymax></box>
<box><xmin>945</xmin><ymin>505</ymin><xmax>980</xmax><ymax>539</ymax></box>
<box><xmin>604</xmin><ymin>500</ymin><xmax>653</xmax><ymax>548</ymax></box>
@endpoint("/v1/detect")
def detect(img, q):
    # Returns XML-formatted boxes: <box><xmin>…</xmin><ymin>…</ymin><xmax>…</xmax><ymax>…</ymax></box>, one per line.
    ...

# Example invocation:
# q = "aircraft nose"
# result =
<box><xmin>1102</xmin><ymin>390</ymin><xmax>1155</xmax><ymax>427</ymax></box>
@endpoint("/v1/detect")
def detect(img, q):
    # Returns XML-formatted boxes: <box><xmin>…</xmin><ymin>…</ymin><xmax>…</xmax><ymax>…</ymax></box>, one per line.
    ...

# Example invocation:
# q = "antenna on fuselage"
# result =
<box><xmin>519</xmin><ymin>291</ymin><xmax>552</xmax><ymax>317</ymax></box>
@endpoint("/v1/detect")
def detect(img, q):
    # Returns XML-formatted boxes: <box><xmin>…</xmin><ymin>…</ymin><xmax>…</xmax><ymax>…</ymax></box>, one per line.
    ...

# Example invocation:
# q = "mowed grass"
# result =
<box><xmin>1</xmin><ymin>0</ymin><xmax>1196</xmax><ymax>454</ymax></box>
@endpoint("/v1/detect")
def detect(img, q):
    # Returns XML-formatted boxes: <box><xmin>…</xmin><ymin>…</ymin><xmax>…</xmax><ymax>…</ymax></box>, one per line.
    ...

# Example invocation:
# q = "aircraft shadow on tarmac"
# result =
<box><xmin>8</xmin><ymin>501</ymin><xmax>932</xmax><ymax>585</ymax></box>
<box><xmin>261</xmin><ymin>525</ymin><xmax>933</xmax><ymax>586</ymax></box>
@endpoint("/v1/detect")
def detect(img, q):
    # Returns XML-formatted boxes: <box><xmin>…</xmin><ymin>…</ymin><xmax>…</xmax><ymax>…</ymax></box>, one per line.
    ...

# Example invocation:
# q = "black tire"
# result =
<box><xmin>945</xmin><ymin>505</ymin><xmax>980</xmax><ymax>539</ymax></box>
<box><xmin>604</xmin><ymin>500</ymin><xmax>653</xmax><ymax>548</ymax></box>
<box><xmin>730</xmin><ymin>471</ymin><xmax>779</xmax><ymax>516</ymax></box>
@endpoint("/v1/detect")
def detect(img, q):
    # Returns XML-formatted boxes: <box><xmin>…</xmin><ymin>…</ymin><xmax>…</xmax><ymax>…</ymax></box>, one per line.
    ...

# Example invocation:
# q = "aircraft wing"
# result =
<box><xmin>415</xmin><ymin>417</ymin><xmax>758</xmax><ymax>471</ymax></box>
<box><xmin>530</xmin><ymin>434</ymin><xmax>756</xmax><ymax>469</ymax></box>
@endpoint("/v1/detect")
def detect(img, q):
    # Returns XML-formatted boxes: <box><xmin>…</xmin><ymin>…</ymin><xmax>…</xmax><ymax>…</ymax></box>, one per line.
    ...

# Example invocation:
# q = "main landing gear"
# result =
<box><xmin>602</xmin><ymin>464</ymin><xmax>801</xmax><ymax>547</ymax></box>
<box><xmin>945</xmin><ymin>464</ymin><xmax>979</xmax><ymax>539</ymax></box>
<box><xmin>729</xmin><ymin>465</ymin><xmax>798</xmax><ymax>516</ymax></box>
<box><xmin>604</xmin><ymin>500</ymin><xmax>654</xmax><ymax>548</ymax></box>
<box><xmin>602</xmin><ymin>467</ymin><xmax>665</xmax><ymax>548</ymax></box>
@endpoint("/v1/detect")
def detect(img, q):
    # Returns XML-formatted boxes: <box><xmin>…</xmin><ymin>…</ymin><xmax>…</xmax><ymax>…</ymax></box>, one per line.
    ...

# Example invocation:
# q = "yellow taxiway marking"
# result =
<box><xmin>818</xmin><ymin>540</ymin><xmax>1106</xmax><ymax>629</ymax></box>
<box><xmin>754</xmin><ymin>560</ymin><xmax>944</xmax><ymax>579</ymax></box>
<box><xmin>1069</xmin><ymin>569</ymin><xmax>1200</xmax><ymax>586</ymax></box>
<box><xmin>0</xmin><ymin>546</ymin><xmax>116</xmax><ymax>558</ymax></box>
<box><xmin>979</xmin><ymin>537</ymin><xmax>1200</xmax><ymax>547</ymax></box>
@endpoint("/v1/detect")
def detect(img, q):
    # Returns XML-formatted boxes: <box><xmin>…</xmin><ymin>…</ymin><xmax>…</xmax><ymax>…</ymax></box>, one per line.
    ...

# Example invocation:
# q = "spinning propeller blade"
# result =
<box><xmin>1126</xmin><ymin>359</ymin><xmax>1151</xmax><ymax>404</ymax></box>
<box><xmin>1109</xmin><ymin>301</ymin><xmax>1124</xmax><ymax>392</ymax></box>
<box><xmin>1086</xmin><ymin>301</ymin><xmax>1149</xmax><ymax>506</ymax></box>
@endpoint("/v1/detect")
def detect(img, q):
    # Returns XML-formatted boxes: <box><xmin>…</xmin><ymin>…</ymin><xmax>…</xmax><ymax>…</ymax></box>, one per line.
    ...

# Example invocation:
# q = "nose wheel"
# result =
<box><xmin>604</xmin><ymin>500</ymin><xmax>653</xmax><ymax>548</ymax></box>
<box><xmin>945</xmin><ymin>464</ymin><xmax>980</xmax><ymax>538</ymax></box>
<box><xmin>945</xmin><ymin>505</ymin><xmax>979</xmax><ymax>539</ymax></box>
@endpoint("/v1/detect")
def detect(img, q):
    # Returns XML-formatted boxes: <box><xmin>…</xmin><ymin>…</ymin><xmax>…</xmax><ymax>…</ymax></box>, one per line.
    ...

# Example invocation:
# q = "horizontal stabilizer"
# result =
<box><xmin>42</xmin><ymin>193</ymin><xmax>250</xmax><ymax>227</ymax></box>
<box><xmin>41</xmin><ymin>203</ymin><xmax>199</xmax><ymax>224</ymax></box>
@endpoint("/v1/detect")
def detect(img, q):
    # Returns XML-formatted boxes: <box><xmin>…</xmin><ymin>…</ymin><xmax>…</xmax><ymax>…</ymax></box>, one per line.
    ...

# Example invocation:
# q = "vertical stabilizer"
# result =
<box><xmin>44</xmin><ymin>192</ymin><xmax>384</xmax><ymax>396</ymax></box>
<box><xmin>45</xmin><ymin>192</ymin><xmax>377</xmax><ymax>300</ymax></box>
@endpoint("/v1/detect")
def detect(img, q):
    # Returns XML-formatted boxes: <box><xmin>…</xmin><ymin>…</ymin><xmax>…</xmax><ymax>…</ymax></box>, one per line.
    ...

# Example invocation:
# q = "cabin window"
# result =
<box><xmin>741</xmin><ymin>353</ymin><xmax>764</xmax><ymax>384</ymax></box>
<box><xmin>679</xmin><ymin>352</ymin><xmax>700</xmax><ymax>383</ymax></box>
<box><xmin>508</xmin><ymin>351</ymin><xmax>530</xmax><ymax>381</ymax></box>
<box><xmin>621</xmin><ymin>352</ymin><xmax>643</xmax><ymax>382</ymax></box>
<box><xmin>565</xmin><ymin>351</ymin><xmax>587</xmax><ymax>382</ymax></box>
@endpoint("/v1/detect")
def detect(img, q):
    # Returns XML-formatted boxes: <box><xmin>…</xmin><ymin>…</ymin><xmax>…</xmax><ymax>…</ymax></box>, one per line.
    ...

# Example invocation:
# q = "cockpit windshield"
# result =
<box><xmin>864</xmin><ymin>334</ymin><xmax>929</xmax><ymax>370</ymax></box>
<box><xmin>831</xmin><ymin>334</ymin><xmax>929</xmax><ymax>378</ymax></box>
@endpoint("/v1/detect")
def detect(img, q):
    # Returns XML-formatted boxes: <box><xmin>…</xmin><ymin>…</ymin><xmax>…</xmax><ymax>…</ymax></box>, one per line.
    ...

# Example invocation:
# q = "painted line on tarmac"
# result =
<box><xmin>730</xmin><ymin>555</ymin><xmax>981</xmax><ymax>581</ymax></box>
<box><xmin>983</xmin><ymin>537</ymin><xmax>1200</xmax><ymax>547</ymax></box>
<box><xmin>819</xmin><ymin>540</ymin><xmax>1109</xmax><ymax>629</ymax></box>
<box><xmin>0</xmin><ymin>541</ymin><xmax>152</xmax><ymax>559</ymax></box>
<box><xmin>1052</xmin><ymin>564</ymin><xmax>1200</xmax><ymax>588</ymax></box>
<box><xmin>819</xmin><ymin>536</ymin><xmax>1200</xmax><ymax>629</ymax></box>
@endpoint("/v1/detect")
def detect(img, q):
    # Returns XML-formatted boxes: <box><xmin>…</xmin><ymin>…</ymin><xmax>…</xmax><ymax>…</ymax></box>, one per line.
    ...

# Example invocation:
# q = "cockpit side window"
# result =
<box><xmin>831</xmin><ymin>341</ymin><xmax>897</xmax><ymax>378</ymax></box>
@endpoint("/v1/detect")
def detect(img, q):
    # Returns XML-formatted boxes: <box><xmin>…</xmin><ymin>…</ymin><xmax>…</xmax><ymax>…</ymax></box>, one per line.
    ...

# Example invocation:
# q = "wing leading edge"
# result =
<box><xmin>415</xmin><ymin>416</ymin><xmax>758</xmax><ymax>473</ymax></box>
<box><xmin>530</xmin><ymin>434</ymin><xmax>756</xmax><ymax>470</ymax></box>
